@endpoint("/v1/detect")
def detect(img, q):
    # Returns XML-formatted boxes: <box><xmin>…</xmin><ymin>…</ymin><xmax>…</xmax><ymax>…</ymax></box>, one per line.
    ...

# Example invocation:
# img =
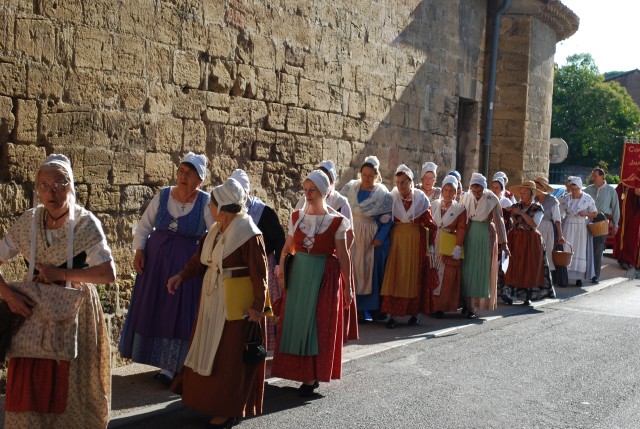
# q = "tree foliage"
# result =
<box><xmin>551</xmin><ymin>53</ymin><xmax>640</xmax><ymax>168</ymax></box>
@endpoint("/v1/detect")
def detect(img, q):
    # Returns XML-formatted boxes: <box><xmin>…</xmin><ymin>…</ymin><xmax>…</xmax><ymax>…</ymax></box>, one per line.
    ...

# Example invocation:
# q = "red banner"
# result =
<box><xmin>620</xmin><ymin>142</ymin><xmax>640</xmax><ymax>188</ymax></box>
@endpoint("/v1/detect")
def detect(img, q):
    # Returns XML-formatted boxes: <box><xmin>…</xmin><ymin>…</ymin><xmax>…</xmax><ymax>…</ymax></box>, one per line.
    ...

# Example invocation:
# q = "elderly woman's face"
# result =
<box><xmin>520</xmin><ymin>188</ymin><xmax>533</xmax><ymax>203</ymax></box>
<box><xmin>303</xmin><ymin>179</ymin><xmax>323</xmax><ymax>205</ymax></box>
<box><xmin>570</xmin><ymin>184</ymin><xmax>582</xmax><ymax>197</ymax></box>
<box><xmin>395</xmin><ymin>173</ymin><xmax>413</xmax><ymax>198</ymax></box>
<box><xmin>490</xmin><ymin>181</ymin><xmax>503</xmax><ymax>197</ymax></box>
<box><xmin>360</xmin><ymin>166</ymin><xmax>377</xmax><ymax>189</ymax></box>
<box><xmin>470</xmin><ymin>184</ymin><xmax>484</xmax><ymax>199</ymax></box>
<box><xmin>176</xmin><ymin>163</ymin><xmax>202</xmax><ymax>193</ymax></box>
<box><xmin>421</xmin><ymin>171</ymin><xmax>435</xmax><ymax>190</ymax></box>
<box><xmin>37</xmin><ymin>166</ymin><xmax>70</xmax><ymax>211</ymax></box>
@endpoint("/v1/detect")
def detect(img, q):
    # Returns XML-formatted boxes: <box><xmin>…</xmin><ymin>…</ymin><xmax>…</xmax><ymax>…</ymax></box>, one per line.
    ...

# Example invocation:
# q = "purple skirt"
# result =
<box><xmin>119</xmin><ymin>230</ymin><xmax>203</xmax><ymax>372</ymax></box>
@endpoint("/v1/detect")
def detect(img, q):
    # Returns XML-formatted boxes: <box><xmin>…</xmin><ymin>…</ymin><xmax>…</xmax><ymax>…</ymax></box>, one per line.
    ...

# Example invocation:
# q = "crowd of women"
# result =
<box><xmin>0</xmin><ymin>152</ymin><xmax>606</xmax><ymax>428</ymax></box>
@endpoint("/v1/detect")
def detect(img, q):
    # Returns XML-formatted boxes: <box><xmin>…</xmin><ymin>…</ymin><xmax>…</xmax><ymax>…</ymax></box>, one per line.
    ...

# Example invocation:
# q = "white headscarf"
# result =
<box><xmin>211</xmin><ymin>178</ymin><xmax>245</xmax><ymax>207</ymax></box>
<box><xmin>493</xmin><ymin>171</ymin><xmax>508</xmax><ymax>185</ymax></box>
<box><xmin>470</xmin><ymin>172</ymin><xmax>487</xmax><ymax>189</ymax></box>
<box><xmin>395</xmin><ymin>164</ymin><xmax>414</xmax><ymax>181</ymax></box>
<box><xmin>182</xmin><ymin>152</ymin><xmax>207</xmax><ymax>180</ymax></box>
<box><xmin>441</xmin><ymin>175</ymin><xmax>458</xmax><ymax>190</ymax></box>
<box><xmin>229</xmin><ymin>169</ymin><xmax>250</xmax><ymax>194</ymax></box>
<box><xmin>317</xmin><ymin>160</ymin><xmax>337</xmax><ymax>183</ymax></box>
<box><xmin>40</xmin><ymin>154</ymin><xmax>75</xmax><ymax>196</ymax></box>
<box><xmin>306</xmin><ymin>170</ymin><xmax>330</xmax><ymax>197</ymax></box>
<box><xmin>421</xmin><ymin>161</ymin><xmax>437</xmax><ymax>179</ymax></box>
<box><xmin>569</xmin><ymin>176</ymin><xmax>583</xmax><ymax>188</ymax></box>
<box><xmin>492</xmin><ymin>177</ymin><xmax>505</xmax><ymax>190</ymax></box>
<box><xmin>363</xmin><ymin>155</ymin><xmax>381</xmax><ymax>171</ymax></box>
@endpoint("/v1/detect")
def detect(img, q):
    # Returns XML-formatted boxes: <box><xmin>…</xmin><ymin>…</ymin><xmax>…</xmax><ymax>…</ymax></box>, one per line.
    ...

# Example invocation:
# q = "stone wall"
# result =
<box><xmin>0</xmin><ymin>1</ymin><xmax>578</xmax><ymax>382</ymax></box>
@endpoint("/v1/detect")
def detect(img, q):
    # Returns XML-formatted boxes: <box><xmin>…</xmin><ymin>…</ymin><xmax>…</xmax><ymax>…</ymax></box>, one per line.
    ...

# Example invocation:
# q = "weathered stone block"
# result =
<box><xmin>208</xmin><ymin>59</ymin><xmax>234</xmax><ymax>93</ymax></box>
<box><xmin>266</xmin><ymin>103</ymin><xmax>287</xmax><ymax>131</ymax></box>
<box><xmin>253</xmin><ymin>129</ymin><xmax>276</xmax><ymax>161</ymax></box>
<box><xmin>365</xmin><ymin>95</ymin><xmax>390</xmax><ymax>121</ymax></box>
<box><xmin>343</xmin><ymin>117</ymin><xmax>361</xmax><ymax>141</ymax></box>
<box><xmin>112</xmin><ymin>151</ymin><xmax>144</xmax><ymax>185</ymax></box>
<box><xmin>250</xmin><ymin>100</ymin><xmax>268</xmax><ymax>128</ymax></box>
<box><xmin>228</xmin><ymin>97</ymin><xmax>251</xmax><ymax>127</ymax></box>
<box><xmin>88</xmin><ymin>184</ymin><xmax>121</xmax><ymax>212</ymax></box>
<box><xmin>293</xmin><ymin>135</ymin><xmax>322</xmax><ymax>166</ymax></box>
<box><xmin>325</xmin><ymin>113</ymin><xmax>344</xmax><ymax>139</ymax></box>
<box><xmin>256</xmin><ymin>67</ymin><xmax>278</xmax><ymax>102</ymax></box>
<box><xmin>26</xmin><ymin>63</ymin><xmax>64</xmax><ymax>100</ymax></box>
<box><xmin>147</xmin><ymin>117</ymin><xmax>183</xmax><ymax>153</ymax></box>
<box><xmin>75</xmin><ymin>27</ymin><xmax>113</xmax><ymax>70</ymax></box>
<box><xmin>0</xmin><ymin>8</ymin><xmax>15</xmax><ymax>53</ymax></box>
<box><xmin>153</xmin><ymin>3</ymin><xmax>181</xmax><ymax>45</ymax></box>
<box><xmin>15</xmin><ymin>99</ymin><xmax>38</xmax><ymax>143</ymax></box>
<box><xmin>181</xmin><ymin>18</ymin><xmax>208</xmax><ymax>52</ymax></box>
<box><xmin>253</xmin><ymin>35</ymin><xmax>276</xmax><ymax>69</ymax></box>
<box><xmin>0</xmin><ymin>182</ymin><xmax>30</xmax><ymax>217</ymax></box>
<box><xmin>308</xmin><ymin>111</ymin><xmax>327</xmax><ymax>137</ymax></box>
<box><xmin>347</xmin><ymin>91</ymin><xmax>365</xmax><ymax>119</ymax></box>
<box><xmin>0</xmin><ymin>96</ymin><xmax>15</xmax><ymax>141</ymax></box>
<box><xmin>146</xmin><ymin>41</ymin><xmax>173</xmax><ymax>83</ymax></box>
<box><xmin>204</xmin><ymin>107</ymin><xmax>229</xmax><ymax>124</ymax></box>
<box><xmin>279</xmin><ymin>72</ymin><xmax>298</xmax><ymax>105</ymax></box>
<box><xmin>183</xmin><ymin>119</ymin><xmax>207</xmax><ymax>153</ymax></box>
<box><xmin>15</xmin><ymin>18</ymin><xmax>55</xmax><ymax>64</ymax></box>
<box><xmin>121</xmin><ymin>185</ymin><xmax>155</xmax><ymax>212</ymax></box>
<box><xmin>286</xmin><ymin>107</ymin><xmax>307</xmax><ymax>134</ymax></box>
<box><xmin>174</xmin><ymin>50</ymin><xmax>201</xmax><ymax>89</ymax></box>
<box><xmin>0</xmin><ymin>61</ymin><xmax>27</xmax><ymax>97</ymax></box>
<box><xmin>83</xmin><ymin>148</ymin><xmax>113</xmax><ymax>184</ymax></box>
<box><xmin>172</xmin><ymin>90</ymin><xmax>206</xmax><ymax>119</ymax></box>
<box><xmin>298</xmin><ymin>78</ymin><xmax>315</xmax><ymax>109</ymax></box>
<box><xmin>40</xmin><ymin>109</ymin><xmax>101</xmax><ymax>149</ymax></box>
<box><xmin>207</xmin><ymin>24</ymin><xmax>237</xmax><ymax>59</ymax></box>
<box><xmin>206</xmin><ymin>92</ymin><xmax>230</xmax><ymax>110</ymax></box>
<box><xmin>5</xmin><ymin>143</ymin><xmax>46</xmax><ymax>182</ymax></box>
<box><xmin>144</xmin><ymin>152</ymin><xmax>174</xmax><ymax>185</ymax></box>
<box><xmin>147</xmin><ymin>82</ymin><xmax>176</xmax><ymax>115</ymax></box>
<box><xmin>113</xmin><ymin>34</ymin><xmax>145</xmax><ymax>76</ymax></box>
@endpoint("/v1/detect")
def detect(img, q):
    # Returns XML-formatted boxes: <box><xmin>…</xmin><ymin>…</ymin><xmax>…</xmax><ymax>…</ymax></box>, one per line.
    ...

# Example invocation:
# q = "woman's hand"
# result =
<box><xmin>500</xmin><ymin>243</ymin><xmax>511</xmax><ymax>258</ymax></box>
<box><xmin>371</xmin><ymin>238</ymin><xmax>383</xmax><ymax>247</ymax></box>
<box><xmin>556</xmin><ymin>235</ymin><xmax>566</xmax><ymax>245</ymax></box>
<box><xmin>134</xmin><ymin>249</ymin><xmax>145</xmax><ymax>275</ymax></box>
<box><xmin>5</xmin><ymin>292</ymin><xmax>34</xmax><ymax>318</ymax></box>
<box><xmin>343</xmin><ymin>282</ymin><xmax>353</xmax><ymax>307</ymax></box>
<box><xmin>245</xmin><ymin>307</ymin><xmax>263</xmax><ymax>323</ymax></box>
<box><xmin>167</xmin><ymin>274</ymin><xmax>183</xmax><ymax>295</ymax></box>
<box><xmin>35</xmin><ymin>263</ymin><xmax>65</xmax><ymax>284</ymax></box>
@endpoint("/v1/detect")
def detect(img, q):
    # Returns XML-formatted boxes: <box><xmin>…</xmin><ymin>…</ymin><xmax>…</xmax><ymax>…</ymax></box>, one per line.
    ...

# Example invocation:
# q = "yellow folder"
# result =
<box><xmin>438</xmin><ymin>231</ymin><xmax>463</xmax><ymax>259</ymax></box>
<box><xmin>223</xmin><ymin>276</ymin><xmax>273</xmax><ymax>321</ymax></box>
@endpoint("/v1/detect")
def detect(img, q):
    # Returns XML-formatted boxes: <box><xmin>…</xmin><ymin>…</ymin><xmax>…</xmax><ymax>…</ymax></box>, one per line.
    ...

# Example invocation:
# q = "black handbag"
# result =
<box><xmin>243</xmin><ymin>322</ymin><xmax>267</xmax><ymax>365</ymax></box>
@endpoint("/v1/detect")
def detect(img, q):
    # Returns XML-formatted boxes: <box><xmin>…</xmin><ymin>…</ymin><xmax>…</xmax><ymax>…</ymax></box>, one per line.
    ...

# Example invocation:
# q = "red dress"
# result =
<box><xmin>271</xmin><ymin>212</ymin><xmax>348</xmax><ymax>383</ymax></box>
<box><xmin>613</xmin><ymin>184</ymin><xmax>640</xmax><ymax>267</ymax></box>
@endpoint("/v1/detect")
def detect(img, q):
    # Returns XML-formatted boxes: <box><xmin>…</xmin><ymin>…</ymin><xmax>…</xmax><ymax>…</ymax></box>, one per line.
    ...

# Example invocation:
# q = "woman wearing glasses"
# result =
<box><xmin>0</xmin><ymin>154</ymin><xmax>115</xmax><ymax>427</ymax></box>
<box><xmin>119</xmin><ymin>152</ymin><xmax>214</xmax><ymax>386</ymax></box>
<box><xmin>340</xmin><ymin>156</ymin><xmax>393</xmax><ymax>321</ymax></box>
<box><xmin>380</xmin><ymin>164</ymin><xmax>437</xmax><ymax>328</ymax></box>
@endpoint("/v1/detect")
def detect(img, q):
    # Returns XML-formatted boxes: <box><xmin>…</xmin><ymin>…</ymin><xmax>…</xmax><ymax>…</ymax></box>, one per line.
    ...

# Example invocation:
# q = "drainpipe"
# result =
<box><xmin>482</xmin><ymin>0</ymin><xmax>511</xmax><ymax>177</ymax></box>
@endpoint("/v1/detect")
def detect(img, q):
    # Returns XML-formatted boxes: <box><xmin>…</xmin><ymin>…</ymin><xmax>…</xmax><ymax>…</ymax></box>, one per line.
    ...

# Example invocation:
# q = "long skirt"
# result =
<box><xmin>354</xmin><ymin>215</ymin><xmax>389</xmax><ymax>312</ymax></box>
<box><xmin>431</xmin><ymin>253</ymin><xmax>461</xmax><ymax>313</ymax></box>
<box><xmin>504</xmin><ymin>229</ymin><xmax>545</xmax><ymax>288</ymax></box>
<box><xmin>461</xmin><ymin>221</ymin><xmax>498</xmax><ymax>311</ymax></box>
<box><xmin>380</xmin><ymin>223</ymin><xmax>430</xmax><ymax>316</ymax></box>
<box><xmin>171</xmin><ymin>319</ymin><xmax>265</xmax><ymax>418</ymax></box>
<box><xmin>4</xmin><ymin>284</ymin><xmax>111</xmax><ymax>428</ymax></box>
<box><xmin>265</xmin><ymin>254</ymin><xmax>280</xmax><ymax>351</ymax></box>
<box><xmin>562</xmin><ymin>217</ymin><xmax>595</xmax><ymax>281</ymax></box>
<box><xmin>119</xmin><ymin>230</ymin><xmax>203</xmax><ymax>372</ymax></box>
<box><xmin>271</xmin><ymin>253</ymin><xmax>344</xmax><ymax>383</ymax></box>
<box><xmin>538</xmin><ymin>219</ymin><xmax>556</xmax><ymax>271</ymax></box>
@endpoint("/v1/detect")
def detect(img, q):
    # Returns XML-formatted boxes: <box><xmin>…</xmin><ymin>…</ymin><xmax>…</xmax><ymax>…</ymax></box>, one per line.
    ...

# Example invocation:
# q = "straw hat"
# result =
<box><xmin>532</xmin><ymin>177</ymin><xmax>554</xmax><ymax>193</ymax></box>
<box><xmin>509</xmin><ymin>180</ymin><xmax>545</xmax><ymax>197</ymax></box>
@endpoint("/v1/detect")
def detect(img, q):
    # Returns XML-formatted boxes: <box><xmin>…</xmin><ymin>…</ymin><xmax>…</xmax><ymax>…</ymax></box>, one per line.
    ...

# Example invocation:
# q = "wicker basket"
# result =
<box><xmin>587</xmin><ymin>218</ymin><xmax>609</xmax><ymax>237</ymax></box>
<box><xmin>552</xmin><ymin>241</ymin><xmax>573</xmax><ymax>267</ymax></box>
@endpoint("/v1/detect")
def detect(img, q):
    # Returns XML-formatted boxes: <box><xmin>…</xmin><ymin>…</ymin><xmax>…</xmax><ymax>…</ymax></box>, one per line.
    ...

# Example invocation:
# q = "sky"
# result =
<box><xmin>554</xmin><ymin>0</ymin><xmax>640</xmax><ymax>73</ymax></box>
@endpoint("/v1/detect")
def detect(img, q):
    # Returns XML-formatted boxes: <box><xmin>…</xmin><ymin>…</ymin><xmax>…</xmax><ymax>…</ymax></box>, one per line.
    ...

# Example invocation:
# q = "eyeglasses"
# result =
<box><xmin>395</xmin><ymin>178</ymin><xmax>411</xmax><ymax>187</ymax></box>
<box><xmin>361</xmin><ymin>173</ymin><xmax>377</xmax><ymax>179</ymax></box>
<box><xmin>38</xmin><ymin>182</ymin><xmax>69</xmax><ymax>193</ymax></box>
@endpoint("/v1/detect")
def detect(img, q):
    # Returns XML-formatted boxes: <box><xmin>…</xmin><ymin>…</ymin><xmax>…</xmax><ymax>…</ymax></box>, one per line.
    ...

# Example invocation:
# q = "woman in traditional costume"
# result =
<box><xmin>419</xmin><ymin>161</ymin><xmax>441</xmax><ymax>202</ymax></box>
<box><xmin>0</xmin><ymin>154</ymin><xmax>115</xmax><ymax>428</ymax></box>
<box><xmin>460</xmin><ymin>173</ymin><xmax>509</xmax><ymax>319</ymax></box>
<box><xmin>340</xmin><ymin>155</ymin><xmax>393</xmax><ymax>321</ymax></box>
<box><xmin>167</xmin><ymin>178</ymin><xmax>268</xmax><ymax>428</ymax></box>
<box><xmin>380</xmin><ymin>164</ymin><xmax>437</xmax><ymax>329</ymax></box>
<box><xmin>271</xmin><ymin>170</ymin><xmax>352</xmax><ymax>397</ymax></box>
<box><xmin>229</xmin><ymin>169</ymin><xmax>285</xmax><ymax>351</ymax></box>
<box><xmin>559</xmin><ymin>176</ymin><xmax>597</xmax><ymax>286</ymax></box>
<box><xmin>534</xmin><ymin>177</ymin><xmax>567</xmax><ymax>288</ymax></box>
<box><xmin>430</xmin><ymin>175</ymin><xmax>467</xmax><ymax>318</ymax></box>
<box><xmin>613</xmin><ymin>183</ymin><xmax>640</xmax><ymax>270</ymax></box>
<box><xmin>119</xmin><ymin>152</ymin><xmax>213</xmax><ymax>386</ymax></box>
<box><xmin>503</xmin><ymin>181</ymin><xmax>555</xmax><ymax>305</ymax></box>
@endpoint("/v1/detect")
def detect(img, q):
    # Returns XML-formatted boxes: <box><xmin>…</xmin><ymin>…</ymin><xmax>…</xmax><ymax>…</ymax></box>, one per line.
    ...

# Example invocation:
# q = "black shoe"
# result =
<box><xmin>501</xmin><ymin>295</ymin><xmax>513</xmax><ymax>305</ymax></box>
<box><xmin>153</xmin><ymin>372</ymin><xmax>174</xmax><ymax>387</ymax></box>
<box><xmin>466</xmin><ymin>312</ymin><xmax>477</xmax><ymax>319</ymax></box>
<box><xmin>461</xmin><ymin>306</ymin><xmax>469</xmax><ymax>315</ymax></box>
<box><xmin>576</xmin><ymin>280</ymin><xmax>582</xmax><ymax>287</ymax></box>
<box><xmin>386</xmin><ymin>318</ymin><xmax>397</xmax><ymax>329</ymax></box>
<box><xmin>434</xmin><ymin>311</ymin><xmax>444</xmax><ymax>319</ymax></box>
<box><xmin>522</xmin><ymin>299</ymin><xmax>532</xmax><ymax>306</ymax></box>
<box><xmin>375</xmin><ymin>312</ymin><xmax>388</xmax><ymax>321</ymax></box>
<box><xmin>591</xmin><ymin>276</ymin><xmax>600</xmax><ymax>284</ymax></box>
<box><xmin>299</xmin><ymin>381</ymin><xmax>319</xmax><ymax>397</ymax></box>
<box><xmin>407</xmin><ymin>315</ymin><xmax>420</xmax><ymax>326</ymax></box>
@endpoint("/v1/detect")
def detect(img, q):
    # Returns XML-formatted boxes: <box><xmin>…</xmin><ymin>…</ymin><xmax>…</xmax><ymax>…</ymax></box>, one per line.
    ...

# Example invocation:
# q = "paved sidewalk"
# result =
<box><xmin>0</xmin><ymin>254</ymin><xmax>634</xmax><ymax>428</ymax></box>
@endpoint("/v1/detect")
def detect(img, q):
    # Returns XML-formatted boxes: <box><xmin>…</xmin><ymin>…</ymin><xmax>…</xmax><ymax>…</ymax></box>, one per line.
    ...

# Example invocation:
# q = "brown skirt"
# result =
<box><xmin>504</xmin><ymin>228</ymin><xmax>545</xmax><ymax>288</ymax></box>
<box><xmin>172</xmin><ymin>319</ymin><xmax>265</xmax><ymax>418</ymax></box>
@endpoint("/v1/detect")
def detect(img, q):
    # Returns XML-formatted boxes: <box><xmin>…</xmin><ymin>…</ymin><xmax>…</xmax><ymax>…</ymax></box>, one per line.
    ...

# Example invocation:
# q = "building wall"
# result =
<box><xmin>607</xmin><ymin>70</ymin><xmax>640</xmax><ymax>109</ymax></box>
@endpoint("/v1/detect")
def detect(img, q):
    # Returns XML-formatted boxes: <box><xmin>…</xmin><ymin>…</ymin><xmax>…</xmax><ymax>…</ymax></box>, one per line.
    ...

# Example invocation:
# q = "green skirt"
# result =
<box><xmin>278</xmin><ymin>253</ymin><xmax>327</xmax><ymax>356</ymax></box>
<box><xmin>461</xmin><ymin>221</ymin><xmax>491</xmax><ymax>298</ymax></box>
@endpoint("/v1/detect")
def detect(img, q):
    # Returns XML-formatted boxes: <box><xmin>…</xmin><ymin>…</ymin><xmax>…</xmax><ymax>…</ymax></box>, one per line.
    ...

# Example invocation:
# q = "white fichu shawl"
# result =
<box><xmin>184</xmin><ymin>213</ymin><xmax>261</xmax><ymax>376</ymax></box>
<box><xmin>341</xmin><ymin>180</ymin><xmax>392</xmax><ymax>216</ymax></box>
<box><xmin>391</xmin><ymin>188</ymin><xmax>430</xmax><ymax>223</ymax></box>
<box><xmin>461</xmin><ymin>189</ymin><xmax>500</xmax><ymax>223</ymax></box>
<box><xmin>431</xmin><ymin>199</ymin><xmax>465</xmax><ymax>230</ymax></box>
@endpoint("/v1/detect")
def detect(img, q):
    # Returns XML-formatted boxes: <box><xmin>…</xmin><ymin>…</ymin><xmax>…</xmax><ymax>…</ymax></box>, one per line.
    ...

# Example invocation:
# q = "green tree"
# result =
<box><xmin>551</xmin><ymin>53</ymin><xmax>640</xmax><ymax>168</ymax></box>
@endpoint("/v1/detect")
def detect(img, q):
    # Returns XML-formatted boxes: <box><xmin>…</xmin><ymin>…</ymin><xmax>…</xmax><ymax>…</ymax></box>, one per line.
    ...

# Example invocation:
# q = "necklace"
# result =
<box><xmin>174</xmin><ymin>188</ymin><xmax>197</xmax><ymax>212</ymax></box>
<box><xmin>299</xmin><ymin>210</ymin><xmax>327</xmax><ymax>248</ymax></box>
<box><xmin>47</xmin><ymin>209</ymin><xmax>69</xmax><ymax>226</ymax></box>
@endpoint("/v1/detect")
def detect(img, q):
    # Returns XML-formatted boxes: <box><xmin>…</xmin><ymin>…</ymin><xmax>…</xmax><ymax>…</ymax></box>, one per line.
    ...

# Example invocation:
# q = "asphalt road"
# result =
<box><xmin>114</xmin><ymin>280</ymin><xmax>640</xmax><ymax>429</ymax></box>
